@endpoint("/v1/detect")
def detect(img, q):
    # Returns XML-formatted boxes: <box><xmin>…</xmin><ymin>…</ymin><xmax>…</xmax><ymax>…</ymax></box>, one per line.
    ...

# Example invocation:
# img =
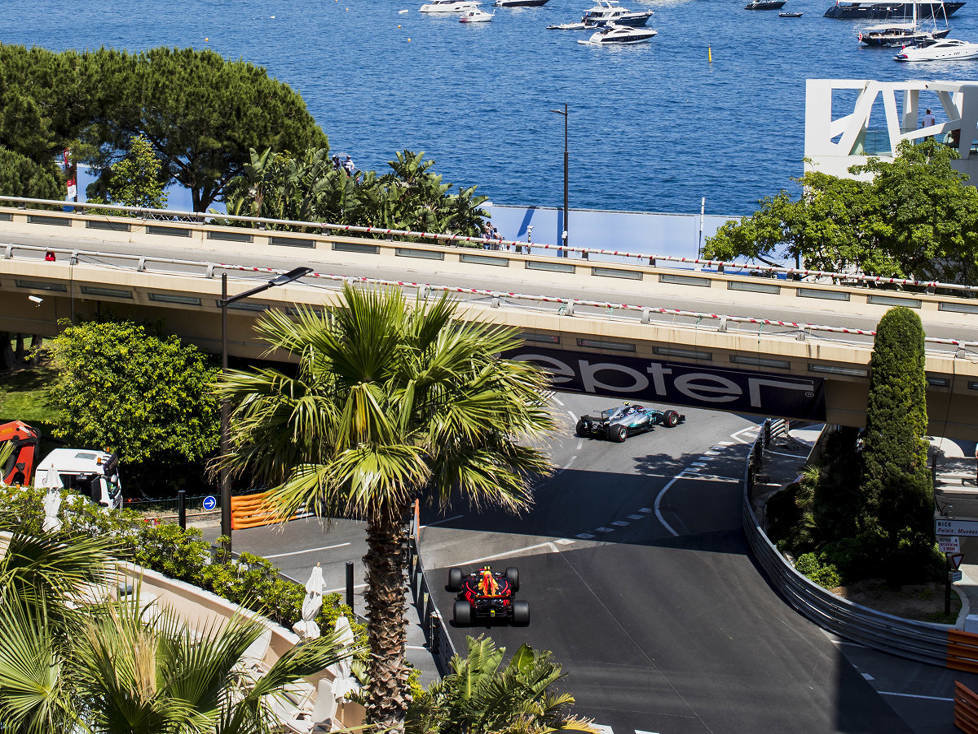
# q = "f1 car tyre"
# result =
<box><xmin>611</xmin><ymin>425</ymin><xmax>627</xmax><ymax>443</ymax></box>
<box><xmin>453</xmin><ymin>599</ymin><xmax>472</xmax><ymax>626</ymax></box>
<box><xmin>505</xmin><ymin>566</ymin><xmax>520</xmax><ymax>591</ymax></box>
<box><xmin>447</xmin><ymin>567</ymin><xmax>463</xmax><ymax>592</ymax></box>
<box><xmin>575</xmin><ymin>419</ymin><xmax>587</xmax><ymax>437</ymax></box>
<box><xmin>663</xmin><ymin>410</ymin><xmax>680</xmax><ymax>428</ymax></box>
<box><xmin>512</xmin><ymin>600</ymin><xmax>530</xmax><ymax>626</ymax></box>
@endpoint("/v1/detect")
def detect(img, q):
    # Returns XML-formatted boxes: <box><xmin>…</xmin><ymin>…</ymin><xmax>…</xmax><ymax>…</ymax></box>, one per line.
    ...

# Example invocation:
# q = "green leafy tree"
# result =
<box><xmin>406</xmin><ymin>636</ymin><xmax>596</xmax><ymax>734</ymax></box>
<box><xmin>216</xmin><ymin>286</ymin><xmax>554</xmax><ymax>732</ymax></box>
<box><xmin>84</xmin><ymin>47</ymin><xmax>328</xmax><ymax>211</ymax></box>
<box><xmin>0</xmin><ymin>530</ymin><xmax>355</xmax><ymax>733</ymax></box>
<box><xmin>858</xmin><ymin>307</ymin><xmax>935</xmax><ymax>579</ymax></box>
<box><xmin>704</xmin><ymin>140</ymin><xmax>978</xmax><ymax>283</ymax></box>
<box><xmin>46</xmin><ymin>321</ymin><xmax>220</xmax><ymax>465</ymax></box>
<box><xmin>86</xmin><ymin>133</ymin><xmax>168</xmax><ymax>210</ymax></box>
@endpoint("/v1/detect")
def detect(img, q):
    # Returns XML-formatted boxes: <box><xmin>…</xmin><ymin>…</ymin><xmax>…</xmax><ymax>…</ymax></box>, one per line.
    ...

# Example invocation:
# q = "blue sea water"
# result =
<box><xmin>6</xmin><ymin>0</ymin><xmax>978</xmax><ymax>215</ymax></box>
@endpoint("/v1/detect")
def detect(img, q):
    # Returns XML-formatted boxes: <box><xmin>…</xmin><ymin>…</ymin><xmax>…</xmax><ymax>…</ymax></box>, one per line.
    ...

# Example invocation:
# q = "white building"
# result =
<box><xmin>805</xmin><ymin>78</ymin><xmax>978</xmax><ymax>181</ymax></box>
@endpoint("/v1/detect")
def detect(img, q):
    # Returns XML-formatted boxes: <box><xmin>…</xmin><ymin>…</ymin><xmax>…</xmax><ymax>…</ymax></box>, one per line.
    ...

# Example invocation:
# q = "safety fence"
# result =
<box><xmin>406</xmin><ymin>504</ymin><xmax>457</xmax><ymax>677</ymax></box>
<box><xmin>3</xmin><ymin>195</ymin><xmax>978</xmax><ymax>297</ymax></box>
<box><xmin>229</xmin><ymin>491</ymin><xmax>313</xmax><ymax>530</ymax></box>
<box><xmin>955</xmin><ymin>681</ymin><xmax>978</xmax><ymax>733</ymax></box>
<box><xmin>742</xmin><ymin>420</ymin><xmax>978</xmax><ymax>670</ymax></box>
<box><xmin>4</xmin><ymin>241</ymin><xmax>978</xmax><ymax>356</ymax></box>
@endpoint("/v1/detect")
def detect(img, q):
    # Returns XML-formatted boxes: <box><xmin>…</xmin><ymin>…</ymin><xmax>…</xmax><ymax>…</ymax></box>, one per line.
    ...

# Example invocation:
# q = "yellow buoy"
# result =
<box><xmin>708</xmin><ymin>46</ymin><xmax>713</xmax><ymax>62</ymax></box>
<box><xmin>397</xmin><ymin>24</ymin><xmax>401</xmax><ymax>27</ymax></box>
<box><xmin>204</xmin><ymin>37</ymin><xmax>209</xmax><ymax>42</ymax></box>
<box><xmin>408</xmin><ymin>37</ymin><xmax>412</xmax><ymax>41</ymax></box>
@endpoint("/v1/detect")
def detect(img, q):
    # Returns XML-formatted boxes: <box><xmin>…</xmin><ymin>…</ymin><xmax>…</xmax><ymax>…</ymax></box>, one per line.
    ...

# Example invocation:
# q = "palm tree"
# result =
<box><xmin>216</xmin><ymin>285</ymin><xmax>555</xmax><ymax>733</ymax></box>
<box><xmin>406</xmin><ymin>635</ymin><xmax>597</xmax><ymax>734</ymax></box>
<box><xmin>0</xmin><ymin>531</ymin><xmax>355</xmax><ymax>733</ymax></box>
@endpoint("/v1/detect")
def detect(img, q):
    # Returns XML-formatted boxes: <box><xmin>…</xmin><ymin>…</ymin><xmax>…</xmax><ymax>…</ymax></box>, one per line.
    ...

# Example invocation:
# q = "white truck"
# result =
<box><xmin>32</xmin><ymin>448</ymin><xmax>123</xmax><ymax>509</ymax></box>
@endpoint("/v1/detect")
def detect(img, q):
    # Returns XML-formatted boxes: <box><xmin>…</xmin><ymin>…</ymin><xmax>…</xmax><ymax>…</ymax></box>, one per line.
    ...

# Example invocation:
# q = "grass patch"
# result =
<box><xmin>0</xmin><ymin>358</ymin><xmax>59</xmax><ymax>429</ymax></box>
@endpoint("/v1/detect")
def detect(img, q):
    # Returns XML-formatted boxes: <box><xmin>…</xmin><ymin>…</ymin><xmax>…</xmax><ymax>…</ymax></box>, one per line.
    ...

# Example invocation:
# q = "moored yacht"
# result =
<box><xmin>894</xmin><ymin>36</ymin><xmax>978</xmax><ymax>59</ymax></box>
<box><xmin>859</xmin><ymin>21</ymin><xmax>950</xmax><ymax>45</ymax></box>
<box><xmin>824</xmin><ymin>0</ymin><xmax>964</xmax><ymax>18</ymax></box>
<box><xmin>420</xmin><ymin>0</ymin><xmax>480</xmax><ymax>13</ymax></box>
<box><xmin>460</xmin><ymin>7</ymin><xmax>494</xmax><ymax>20</ymax></box>
<box><xmin>581</xmin><ymin>0</ymin><xmax>654</xmax><ymax>27</ymax></box>
<box><xmin>578</xmin><ymin>23</ymin><xmax>657</xmax><ymax>43</ymax></box>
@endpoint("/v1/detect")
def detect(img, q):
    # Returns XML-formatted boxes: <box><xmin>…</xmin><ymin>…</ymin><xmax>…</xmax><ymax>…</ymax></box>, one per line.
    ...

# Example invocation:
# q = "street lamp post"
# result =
<box><xmin>550</xmin><ymin>104</ymin><xmax>569</xmax><ymax>258</ymax></box>
<box><xmin>218</xmin><ymin>266</ymin><xmax>313</xmax><ymax>551</ymax></box>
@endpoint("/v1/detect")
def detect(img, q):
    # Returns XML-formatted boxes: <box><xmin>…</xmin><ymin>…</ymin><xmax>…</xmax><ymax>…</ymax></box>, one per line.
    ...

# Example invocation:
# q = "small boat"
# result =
<box><xmin>581</xmin><ymin>0</ymin><xmax>654</xmax><ymax>26</ymax></box>
<box><xmin>779</xmin><ymin>10</ymin><xmax>803</xmax><ymax>15</ymax></box>
<box><xmin>578</xmin><ymin>23</ymin><xmax>657</xmax><ymax>43</ymax></box>
<box><xmin>824</xmin><ymin>0</ymin><xmax>964</xmax><ymax>19</ymax></box>
<box><xmin>495</xmin><ymin>0</ymin><xmax>549</xmax><ymax>6</ymax></box>
<box><xmin>547</xmin><ymin>20</ymin><xmax>588</xmax><ymax>28</ymax></box>
<box><xmin>460</xmin><ymin>7</ymin><xmax>494</xmax><ymax>20</ymax></box>
<box><xmin>894</xmin><ymin>36</ymin><xmax>978</xmax><ymax>59</ymax></box>
<box><xmin>419</xmin><ymin>0</ymin><xmax>480</xmax><ymax>12</ymax></box>
<box><xmin>745</xmin><ymin>0</ymin><xmax>786</xmax><ymax>9</ymax></box>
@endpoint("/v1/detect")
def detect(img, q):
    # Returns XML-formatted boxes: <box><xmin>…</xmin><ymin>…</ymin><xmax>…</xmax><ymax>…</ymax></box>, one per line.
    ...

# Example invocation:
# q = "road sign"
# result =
<box><xmin>940</xmin><ymin>536</ymin><xmax>961</xmax><ymax>554</ymax></box>
<box><xmin>950</xmin><ymin>553</ymin><xmax>965</xmax><ymax>570</ymax></box>
<box><xmin>202</xmin><ymin>495</ymin><xmax>217</xmax><ymax>511</ymax></box>
<box><xmin>936</xmin><ymin>518</ymin><xmax>978</xmax><ymax>537</ymax></box>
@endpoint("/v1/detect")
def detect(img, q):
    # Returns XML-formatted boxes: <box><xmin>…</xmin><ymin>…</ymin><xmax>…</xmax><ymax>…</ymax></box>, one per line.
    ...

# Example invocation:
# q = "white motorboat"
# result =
<box><xmin>894</xmin><ymin>37</ymin><xmax>978</xmax><ymax>59</ymax></box>
<box><xmin>460</xmin><ymin>7</ymin><xmax>494</xmax><ymax>20</ymax></box>
<box><xmin>419</xmin><ymin>0</ymin><xmax>480</xmax><ymax>13</ymax></box>
<box><xmin>580</xmin><ymin>0</ymin><xmax>653</xmax><ymax>27</ymax></box>
<box><xmin>578</xmin><ymin>23</ymin><xmax>657</xmax><ymax>44</ymax></box>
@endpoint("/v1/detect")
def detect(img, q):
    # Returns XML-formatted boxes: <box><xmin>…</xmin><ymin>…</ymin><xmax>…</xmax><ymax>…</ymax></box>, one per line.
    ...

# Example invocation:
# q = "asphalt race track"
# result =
<box><xmin>423</xmin><ymin>394</ymin><xmax>910</xmax><ymax>733</ymax></box>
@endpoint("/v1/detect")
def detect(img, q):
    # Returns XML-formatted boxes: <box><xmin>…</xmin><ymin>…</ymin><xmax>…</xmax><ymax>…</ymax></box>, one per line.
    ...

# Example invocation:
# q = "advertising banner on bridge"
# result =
<box><xmin>507</xmin><ymin>347</ymin><xmax>826</xmax><ymax>420</ymax></box>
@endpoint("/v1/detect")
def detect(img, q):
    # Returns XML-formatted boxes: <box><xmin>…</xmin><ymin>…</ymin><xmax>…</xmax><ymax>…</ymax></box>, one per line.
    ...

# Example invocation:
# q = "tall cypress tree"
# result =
<box><xmin>858</xmin><ymin>307</ymin><xmax>934</xmax><ymax>577</ymax></box>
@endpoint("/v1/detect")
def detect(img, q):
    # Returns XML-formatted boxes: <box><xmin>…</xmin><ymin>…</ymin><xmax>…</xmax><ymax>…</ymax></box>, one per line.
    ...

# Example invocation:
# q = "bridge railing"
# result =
<box><xmin>2</xmin><ymin>195</ymin><xmax>978</xmax><ymax>298</ymax></box>
<box><xmin>3</xmin><ymin>241</ymin><xmax>978</xmax><ymax>357</ymax></box>
<box><xmin>742</xmin><ymin>420</ymin><xmax>955</xmax><ymax>668</ymax></box>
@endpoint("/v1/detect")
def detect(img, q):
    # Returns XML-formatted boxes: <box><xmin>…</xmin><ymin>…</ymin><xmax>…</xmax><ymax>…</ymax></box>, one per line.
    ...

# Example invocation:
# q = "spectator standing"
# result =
<box><xmin>343</xmin><ymin>155</ymin><xmax>355</xmax><ymax>177</ymax></box>
<box><xmin>921</xmin><ymin>108</ymin><xmax>937</xmax><ymax>131</ymax></box>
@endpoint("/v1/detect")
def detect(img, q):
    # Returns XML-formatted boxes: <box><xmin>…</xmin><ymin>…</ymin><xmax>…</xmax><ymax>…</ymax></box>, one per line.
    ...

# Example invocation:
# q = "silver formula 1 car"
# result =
<box><xmin>575</xmin><ymin>403</ymin><xmax>684</xmax><ymax>442</ymax></box>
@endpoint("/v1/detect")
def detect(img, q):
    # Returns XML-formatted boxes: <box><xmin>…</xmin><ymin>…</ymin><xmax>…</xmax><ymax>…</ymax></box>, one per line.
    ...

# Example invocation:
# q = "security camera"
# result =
<box><xmin>28</xmin><ymin>295</ymin><xmax>43</xmax><ymax>307</ymax></box>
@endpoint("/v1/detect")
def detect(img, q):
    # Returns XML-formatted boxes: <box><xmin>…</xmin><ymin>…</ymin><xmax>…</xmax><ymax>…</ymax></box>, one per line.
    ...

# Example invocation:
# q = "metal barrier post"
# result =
<box><xmin>177</xmin><ymin>489</ymin><xmax>186</xmax><ymax>530</ymax></box>
<box><xmin>345</xmin><ymin>561</ymin><xmax>355</xmax><ymax>609</ymax></box>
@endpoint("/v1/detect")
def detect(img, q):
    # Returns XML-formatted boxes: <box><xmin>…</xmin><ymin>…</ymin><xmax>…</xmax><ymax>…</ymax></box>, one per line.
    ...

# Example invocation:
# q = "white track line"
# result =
<box><xmin>654</xmin><ymin>472</ymin><xmax>686</xmax><ymax>537</ymax></box>
<box><xmin>767</xmin><ymin>450</ymin><xmax>808</xmax><ymax>459</ymax></box>
<box><xmin>453</xmin><ymin>540</ymin><xmax>566</xmax><ymax>567</ymax></box>
<box><xmin>264</xmin><ymin>542</ymin><xmax>351</xmax><ymax>559</ymax></box>
<box><xmin>878</xmin><ymin>691</ymin><xmax>954</xmax><ymax>702</ymax></box>
<box><xmin>326</xmin><ymin>582</ymin><xmax>367</xmax><ymax>593</ymax></box>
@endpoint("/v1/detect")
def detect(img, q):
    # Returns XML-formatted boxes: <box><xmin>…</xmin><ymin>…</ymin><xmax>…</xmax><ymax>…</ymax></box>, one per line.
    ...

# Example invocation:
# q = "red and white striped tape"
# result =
<box><xmin>216</xmin><ymin>262</ymin><xmax>978</xmax><ymax>348</ymax></box>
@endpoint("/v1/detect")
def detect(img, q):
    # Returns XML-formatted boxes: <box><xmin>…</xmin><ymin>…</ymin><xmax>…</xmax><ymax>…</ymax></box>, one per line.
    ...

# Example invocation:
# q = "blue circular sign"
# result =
<box><xmin>202</xmin><ymin>495</ymin><xmax>217</xmax><ymax>511</ymax></box>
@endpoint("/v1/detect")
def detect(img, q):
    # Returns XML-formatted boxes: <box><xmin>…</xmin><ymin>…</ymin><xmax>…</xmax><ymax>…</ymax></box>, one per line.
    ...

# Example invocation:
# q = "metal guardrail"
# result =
<box><xmin>3</xmin><ymin>195</ymin><xmax>978</xmax><ymax>297</ymax></box>
<box><xmin>3</xmin><ymin>242</ymin><xmax>978</xmax><ymax>355</ymax></box>
<box><xmin>742</xmin><ymin>419</ymin><xmax>952</xmax><ymax>668</ymax></box>
<box><xmin>406</xmin><ymin>536</ymin><xmax>456</xmax><ymax>677</ymax></box>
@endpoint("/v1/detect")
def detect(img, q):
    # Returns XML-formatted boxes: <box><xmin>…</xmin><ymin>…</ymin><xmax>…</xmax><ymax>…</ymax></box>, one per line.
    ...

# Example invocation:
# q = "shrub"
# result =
<box><xmin>0</xmin><ymin>485</ymin><xmax>365</xmax><ymax>647</ymax></box>
<box><xmin>794</xmin><ymin>552</ymin><xmax>842</xmax><ymax>589</ymax></box>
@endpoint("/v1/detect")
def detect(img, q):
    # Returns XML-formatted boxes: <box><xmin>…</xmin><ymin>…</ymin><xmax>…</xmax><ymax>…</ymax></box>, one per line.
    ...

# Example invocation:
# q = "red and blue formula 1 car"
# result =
<box><xmin>447</xmin><ymin>565</ymin><xmax>530</xmax><ymax>626</ymax></box>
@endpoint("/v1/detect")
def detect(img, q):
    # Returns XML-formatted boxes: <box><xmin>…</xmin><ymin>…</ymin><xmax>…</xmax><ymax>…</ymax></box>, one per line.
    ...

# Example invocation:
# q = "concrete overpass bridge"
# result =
<box><xmin>1</xmin><ymin>198</ymin><xmax>977</xmax><ymax>439</ymax></box>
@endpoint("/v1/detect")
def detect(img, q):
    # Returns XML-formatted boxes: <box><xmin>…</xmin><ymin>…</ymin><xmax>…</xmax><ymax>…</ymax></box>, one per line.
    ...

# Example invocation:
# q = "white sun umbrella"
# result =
<box><xmin>327</xmin><ymin>615</ymin><xmax>359</xmax><ymax>699</ymax></box>
<box><xmin>292</xmin><ymin>564</ymin><xmax>326</xmax><ymax>640</ymax></box>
